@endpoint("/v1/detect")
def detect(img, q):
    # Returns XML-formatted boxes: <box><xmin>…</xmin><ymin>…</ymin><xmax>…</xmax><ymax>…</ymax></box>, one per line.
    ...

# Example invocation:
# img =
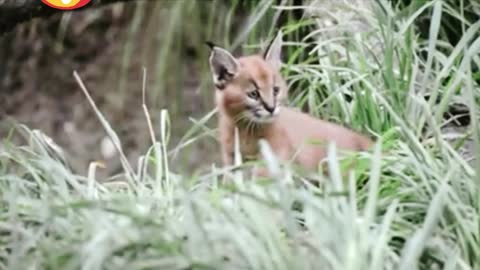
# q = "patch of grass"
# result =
<box><xmin>1</xmin><ymin>0</ymin><xmax>479</xmax><ymax>269</ymax></box>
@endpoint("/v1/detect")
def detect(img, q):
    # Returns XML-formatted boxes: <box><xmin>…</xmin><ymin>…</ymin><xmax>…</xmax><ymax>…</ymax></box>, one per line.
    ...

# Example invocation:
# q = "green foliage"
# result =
<box><xmin>1</xmin><ymin>0</ymin><xmax>479</xmax><ymax>269</ymax></box>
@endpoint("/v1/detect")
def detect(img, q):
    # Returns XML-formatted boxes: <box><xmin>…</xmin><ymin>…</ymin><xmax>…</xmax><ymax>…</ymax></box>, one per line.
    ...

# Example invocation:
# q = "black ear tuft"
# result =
<box><xmin>263</xmin><ymin>30</ymin><xmax>283</xmax><ymax>70</ymax></box>
<box><xmin>205</xmin><ymin>41</ymin><xmax>216</xmax><ymax>50</ymax></box>
<box><xmin>262</xmin><ymin>35</ymin><xmax>275</xmax><ymax>58</ymax></box>
<box><xmin>207</xmin><ymin>44</ymin><xmax>239</xmax><ymax>90</ymax></box>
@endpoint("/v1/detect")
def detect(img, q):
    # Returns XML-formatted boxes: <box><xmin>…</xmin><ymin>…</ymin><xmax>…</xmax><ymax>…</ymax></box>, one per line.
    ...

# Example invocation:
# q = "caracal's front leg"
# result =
<box><xmin>252</xmin><ymin>144</ymin><xmax>291</xmax><ymax>179</ymax></box>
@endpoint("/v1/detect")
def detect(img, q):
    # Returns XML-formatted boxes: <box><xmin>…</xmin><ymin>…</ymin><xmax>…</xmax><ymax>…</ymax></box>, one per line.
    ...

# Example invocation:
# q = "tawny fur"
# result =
<box><xmin>209</xmin><ymin>32</ymin><xmax>373</xmax><ymax>176</ymax></box>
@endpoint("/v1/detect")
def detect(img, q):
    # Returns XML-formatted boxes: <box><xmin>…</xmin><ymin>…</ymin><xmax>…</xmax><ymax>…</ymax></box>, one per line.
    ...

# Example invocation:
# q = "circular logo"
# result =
<box><xmin>41</xmin><ymin>0</ymin><xmax>92</xmax><ymax>10</ymax></box>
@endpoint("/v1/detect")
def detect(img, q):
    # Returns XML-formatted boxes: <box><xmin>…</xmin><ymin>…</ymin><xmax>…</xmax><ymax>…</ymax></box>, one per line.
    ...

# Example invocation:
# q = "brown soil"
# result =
<box><xmin>0</xmin><ymin>2</ymin><xmax>220</xmax><ymax>179</ymax></box>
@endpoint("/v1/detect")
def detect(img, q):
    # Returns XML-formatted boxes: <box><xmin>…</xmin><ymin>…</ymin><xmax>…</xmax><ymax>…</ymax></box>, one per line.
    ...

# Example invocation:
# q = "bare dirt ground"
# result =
<box><xmin>0</xmin><ymin>2</ymin><xmax>220</xmax><ymax>179</ymax></box>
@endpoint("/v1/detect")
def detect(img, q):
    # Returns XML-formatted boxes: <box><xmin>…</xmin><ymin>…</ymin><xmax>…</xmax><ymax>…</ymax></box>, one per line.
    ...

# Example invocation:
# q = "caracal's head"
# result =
<box><xmin>208</xmin><ymin>31</ymin><xmax>287</xmax><ymax>124</ymax></box>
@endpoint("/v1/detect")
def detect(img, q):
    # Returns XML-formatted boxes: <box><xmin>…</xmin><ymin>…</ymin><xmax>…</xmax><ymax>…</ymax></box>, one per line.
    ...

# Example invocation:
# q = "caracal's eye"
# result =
<box><xmin>273</xmin><ymin>86</ymin><xmax>280</xmax><ymax>96</ymax></box>
<box><xmin>248</xmin><ymin>90</ymin><xmax>260</xmax><ymax>100</ymax></box>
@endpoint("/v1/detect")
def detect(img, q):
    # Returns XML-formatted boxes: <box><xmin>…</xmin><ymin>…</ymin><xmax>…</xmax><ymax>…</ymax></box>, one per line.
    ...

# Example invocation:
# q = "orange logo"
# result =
<box><xmin>41</xmin><ymin>0</ymin><xmax>91</xmax><ymax>10</ymax></box>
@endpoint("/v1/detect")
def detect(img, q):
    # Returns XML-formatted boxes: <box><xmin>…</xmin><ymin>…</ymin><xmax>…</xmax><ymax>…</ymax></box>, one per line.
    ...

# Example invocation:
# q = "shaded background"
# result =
<box><xmin>0</xmin><ymin>0</ymin><xmax>303</xmax><ymax>177</ymax></box>
<box><xmin>1</xmin><ymin>0</ymin><xmax>478</xmax><ymax>178</ymax></box>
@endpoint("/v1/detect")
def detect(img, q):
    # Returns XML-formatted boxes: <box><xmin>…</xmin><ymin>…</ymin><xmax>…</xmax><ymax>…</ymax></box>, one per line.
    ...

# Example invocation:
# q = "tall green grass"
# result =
<box><xmin>1</xmin><ymin>0</ymin><xmax>479</xmax><ymax>269</ymax></box>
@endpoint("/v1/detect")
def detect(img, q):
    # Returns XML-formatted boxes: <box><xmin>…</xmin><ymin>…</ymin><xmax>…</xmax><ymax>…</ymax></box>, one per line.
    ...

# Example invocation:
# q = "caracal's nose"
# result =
<box><xmin>264</xmin><ymin>104</ymin><xmax>275</xmax><ymax>114</ymax></box>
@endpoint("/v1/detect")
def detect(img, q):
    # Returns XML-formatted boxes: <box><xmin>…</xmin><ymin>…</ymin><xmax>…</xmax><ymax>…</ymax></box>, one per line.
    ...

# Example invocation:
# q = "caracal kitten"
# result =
<box><xmin>208</xmin><ymin>31</ymin><xmax>373</xmax><ymax>177</ymax></box>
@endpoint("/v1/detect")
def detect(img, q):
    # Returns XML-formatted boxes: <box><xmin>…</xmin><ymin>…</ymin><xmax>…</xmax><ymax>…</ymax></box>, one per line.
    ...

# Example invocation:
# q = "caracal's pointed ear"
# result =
<box><xmin>263</xmin><ymin>30</ymin><xmax>283</xmax><ymax>71</ymax></box>
<box><xmin>207</xmin><ymin>42</ymin><xmax>239</xmax><ymax>90</ymax></box>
